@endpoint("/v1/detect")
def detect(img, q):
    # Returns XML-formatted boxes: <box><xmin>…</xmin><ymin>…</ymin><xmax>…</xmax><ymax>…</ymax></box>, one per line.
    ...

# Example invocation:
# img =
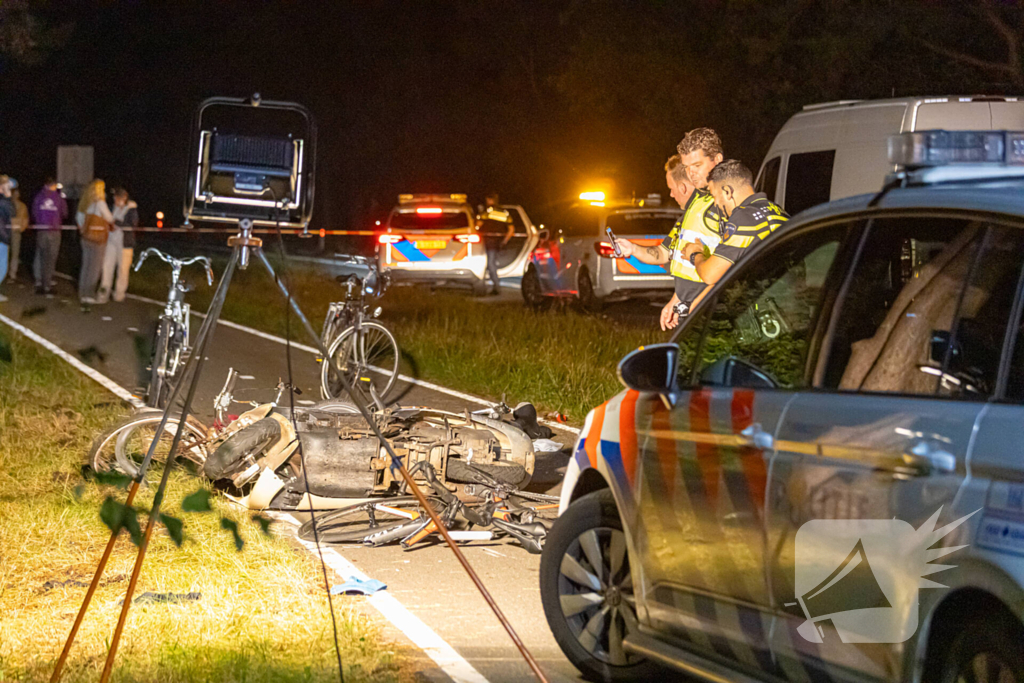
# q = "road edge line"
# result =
<box><xmin>0</xmin><ymin>309</ymin><xmax>485</xmax><ymax>683</ymax></box>
<box><xmin>0</xmin><ymin>312</ymin><xmax>145</xmax><ymax>408</ymax></box>
<box><xmin>274</xmin><ymin>513</ymin><xmax>490</xmax><ymax>683</ymax></box>
<box><xmin>122</xmin><ymin>291</ymin><xmax>580</xmax><ymax>435</ymax></box>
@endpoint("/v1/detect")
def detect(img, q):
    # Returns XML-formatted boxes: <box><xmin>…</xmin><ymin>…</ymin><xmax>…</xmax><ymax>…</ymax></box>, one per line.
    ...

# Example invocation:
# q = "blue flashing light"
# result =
<box><xmin>889</xmin><ymin>130</ymin><xmax>1024</xmax><ymax>167</ymax></box>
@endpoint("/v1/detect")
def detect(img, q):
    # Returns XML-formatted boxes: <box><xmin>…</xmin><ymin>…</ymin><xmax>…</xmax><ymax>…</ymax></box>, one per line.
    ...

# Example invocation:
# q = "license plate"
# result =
<box><xmin>415</xmin><ymin>240</ymin><xmax>447</xmax><ymax>250</ymax></box>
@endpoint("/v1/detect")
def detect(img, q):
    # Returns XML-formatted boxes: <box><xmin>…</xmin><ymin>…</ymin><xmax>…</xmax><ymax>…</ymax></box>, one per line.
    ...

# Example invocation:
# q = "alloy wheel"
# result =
<box><xmin>556</xmin><ymin>527</ymin><xmax>639</xmax><ymax>666</ymax></box>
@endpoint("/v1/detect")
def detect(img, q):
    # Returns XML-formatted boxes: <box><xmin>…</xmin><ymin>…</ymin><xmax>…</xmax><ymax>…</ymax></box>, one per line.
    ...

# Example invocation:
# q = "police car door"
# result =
<box><xmin>767</xmin><ymin>216</ymin><xmax>1024</xmax><ymax>681</ymax></box>
<box><xmin>496</xmin><ymin>205</ymin><xmax>538</xmax><ymax>279</ymax></box>
<box><xmin>633</xmin><ymin>220</ymin><xmax>852</xmax><ymax>673</ymax></box>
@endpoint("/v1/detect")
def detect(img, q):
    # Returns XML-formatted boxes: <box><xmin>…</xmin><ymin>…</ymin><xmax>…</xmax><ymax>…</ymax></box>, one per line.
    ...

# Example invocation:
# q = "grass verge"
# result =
<box><xmin>0</xmin><ymin>328</ymin><xmax>406</xmax><ymax>682</ymax></box>
<box><xmin>129</xmin><ymin>255</ymin><xmax>662</xmax><ymax>422</ymax></box>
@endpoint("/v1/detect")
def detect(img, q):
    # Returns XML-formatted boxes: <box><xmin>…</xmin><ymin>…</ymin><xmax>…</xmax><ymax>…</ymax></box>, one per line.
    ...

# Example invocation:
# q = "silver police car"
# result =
<box><xmin>542</xmin><ymin>131</ymin><xmax>1024</xmax><ymax>682</ymax></box>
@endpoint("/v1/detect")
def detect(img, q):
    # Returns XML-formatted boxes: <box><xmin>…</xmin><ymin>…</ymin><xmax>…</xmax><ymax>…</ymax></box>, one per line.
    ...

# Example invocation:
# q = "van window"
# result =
<box><xmin>784</xmin><ymin>150</ymin><xmax>835</xmax><ymax>215</ymax></box>
<box><xmin>755</xmin><ymin>156</ymin><xmax>781</xmax><ymax>203</ymax></box>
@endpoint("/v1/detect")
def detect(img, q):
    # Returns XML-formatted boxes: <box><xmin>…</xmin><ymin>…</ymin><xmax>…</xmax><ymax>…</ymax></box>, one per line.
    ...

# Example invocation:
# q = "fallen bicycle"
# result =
<box><xmin>88</xmin><ymin>370</ymin><xmax>558</xmax><ymax>552</ymax></box>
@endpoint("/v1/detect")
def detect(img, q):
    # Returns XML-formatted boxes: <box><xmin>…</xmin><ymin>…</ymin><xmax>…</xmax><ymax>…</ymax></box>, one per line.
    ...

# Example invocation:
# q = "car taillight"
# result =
<box><xmin>594</xmin><ymin>241</ymin><xmax>617</xmax><ymax>257</ymax></box>
<box><xmin>378</xmin><ymin>234</ymin><xmax>403</xmax><ymax>244</ymax></box>
<box><xmin>455</xmin><ymin>234</ymin><xmax>480</xmax><ymax>243</ymax></box>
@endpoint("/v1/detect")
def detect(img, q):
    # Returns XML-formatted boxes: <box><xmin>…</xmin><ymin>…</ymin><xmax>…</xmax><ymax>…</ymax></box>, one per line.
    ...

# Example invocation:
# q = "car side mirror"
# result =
<box><xmin>538</xmin><ymin>228</ymin><xmax>549</xmax><ymax>241</ymax></box>
<box><xmin>617</xmin><ymin>343</ymin><xmax>680</xmax><ymax>402</ymax></box>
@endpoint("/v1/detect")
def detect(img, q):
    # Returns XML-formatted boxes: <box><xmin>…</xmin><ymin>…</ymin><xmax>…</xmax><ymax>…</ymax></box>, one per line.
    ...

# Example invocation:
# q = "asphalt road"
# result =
<box><xmin>0</xmin><ymin>275</ymin><xmax>586</xmax><ymax>683</ymax></box>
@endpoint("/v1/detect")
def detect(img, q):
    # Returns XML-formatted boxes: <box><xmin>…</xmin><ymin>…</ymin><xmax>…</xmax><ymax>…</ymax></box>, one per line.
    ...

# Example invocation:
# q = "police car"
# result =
<box><xmin>541</xmin><ymin>131</ymin><xmax>1024</xmax><ymax>683</ymax></box>
<box><xmin>376</xmin><ymin>194</ymin><xmax>537</xmax><ymax>295</ymax></box>
<box><xmin>521</xmin><ymin>192</ymin><xmax>683</xmax><ymax>311</ymax></box>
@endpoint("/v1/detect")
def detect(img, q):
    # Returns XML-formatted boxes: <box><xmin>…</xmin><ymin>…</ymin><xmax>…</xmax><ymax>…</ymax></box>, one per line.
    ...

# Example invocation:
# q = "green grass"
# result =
<box><xmin>129</xmin><ymin>256</ymin><xmax>662</xmax><ymax>422</ymax></box>
<box><xmin>0</xmin><ymin>329</ymin><xmax>408</xmax><ymax>682</ymax></box>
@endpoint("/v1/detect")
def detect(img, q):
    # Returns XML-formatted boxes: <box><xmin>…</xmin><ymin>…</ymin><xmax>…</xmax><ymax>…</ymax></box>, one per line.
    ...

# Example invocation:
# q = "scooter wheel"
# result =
<box><xmin>204</xmin><ymin>418</ymin><xmax>281</xmax><ymax>481</ymax></box>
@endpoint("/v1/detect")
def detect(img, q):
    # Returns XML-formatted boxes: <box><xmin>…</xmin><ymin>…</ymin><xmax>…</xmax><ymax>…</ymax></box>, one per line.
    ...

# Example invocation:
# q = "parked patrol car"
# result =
<box><xmin>542</xmin><ymin>130</ymin><xmax>1024</xmax><ymax>683</ymax></box>
<box><xmin>522</xmin><ymin>192</ymin><xmax>683</xmax><ymax>311</ymax></box>
<box><xmin>376</xmin><ymin>193</ymin><xmax>537</xmax><ymax>295</ymax></box>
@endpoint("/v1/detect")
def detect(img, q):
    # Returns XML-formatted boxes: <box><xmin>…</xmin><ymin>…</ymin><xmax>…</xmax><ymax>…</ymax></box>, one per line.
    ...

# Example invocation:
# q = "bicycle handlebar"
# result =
<box><xmin>134</xmin><ymin>248</ymin><xmax>215</xmax><ymax>286</ymax></box>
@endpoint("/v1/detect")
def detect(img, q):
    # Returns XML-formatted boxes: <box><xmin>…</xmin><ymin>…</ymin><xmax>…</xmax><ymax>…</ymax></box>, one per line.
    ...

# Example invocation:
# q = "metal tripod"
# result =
<box><xmin>49</xmin><ymin>220</ymin><xmax>549</xmax><ymax>683</ymax></box>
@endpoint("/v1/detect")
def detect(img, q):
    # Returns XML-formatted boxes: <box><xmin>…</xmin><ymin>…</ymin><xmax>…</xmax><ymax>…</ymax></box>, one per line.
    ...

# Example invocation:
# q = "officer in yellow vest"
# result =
<box><xmin>615</xmin><ymin>128</ymin><xmax>724</xmax><ymax>330</ymax></box>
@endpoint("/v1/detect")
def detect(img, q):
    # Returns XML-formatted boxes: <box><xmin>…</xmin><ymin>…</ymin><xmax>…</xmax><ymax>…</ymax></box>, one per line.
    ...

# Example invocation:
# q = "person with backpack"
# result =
<box><xmin>76</xmin><ymin>179</ymin><xmax>114</xmax><ymax>305</ymax></box>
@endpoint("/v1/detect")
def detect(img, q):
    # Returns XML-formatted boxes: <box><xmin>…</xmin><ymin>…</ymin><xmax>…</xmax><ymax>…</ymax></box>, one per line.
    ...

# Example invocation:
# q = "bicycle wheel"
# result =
<box><xmin>147</xmin><ymin>318</ymin><xmax>175</xmax><ymax>408</ymax></box>
<box><xmin>320</xmin><ymin>321</ymin><xmax>399</xmax><ymax>401</ymax></box>
<box><xmin>88</xmin><ymin>411</ymin><xmax>208</xmax><ymax>481</ymax></box>
<box><xmin>297</xmin><ymin>496</ymin><xmax>445</xmax><ymax>544</ymax></box>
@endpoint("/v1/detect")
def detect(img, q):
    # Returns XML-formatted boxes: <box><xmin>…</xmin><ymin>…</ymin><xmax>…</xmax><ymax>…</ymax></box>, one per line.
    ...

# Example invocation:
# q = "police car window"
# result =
<box><xmin>823</xmin><ymin>218</ymin><xmax>1024</xmax><ymax>400</ymax></box>
<box><xmin>605</xmin><ymin>213</ymin><xmax>678</xmax><ymax>236</ymax></box>
<box><xmin>755</xmin><ymin>156</ymin><xmax>781</xmax><ymax>204</ymax></box>
<box><xmin>676</xmin><ymin>224</ymin><xmax>848</xmax><ymax>389</ymax></box>
<box><xmin>389</xmin><ymin>211</ymin><xmax>471</xmax><ymax>229</ymax></box>
<box><xmin>559</xmin><ymin>206</ymin><xmax>599</xmax><ymax>238</ymax></box>
<box><xmin>784</xmin><ymin>150</ymin><xmax>835</xmax><ymax>215</ymax></box>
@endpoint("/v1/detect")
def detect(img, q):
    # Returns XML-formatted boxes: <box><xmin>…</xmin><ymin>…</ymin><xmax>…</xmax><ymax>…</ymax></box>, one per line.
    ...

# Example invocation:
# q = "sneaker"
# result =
<box><xmin>80</xmin><ymin>296</ymin><xmax>97</xmax><ymax>305</ymax></box>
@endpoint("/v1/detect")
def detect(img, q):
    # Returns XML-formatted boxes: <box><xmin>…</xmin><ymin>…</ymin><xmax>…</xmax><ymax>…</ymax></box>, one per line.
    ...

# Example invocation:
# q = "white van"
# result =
<box><xmin>756</xmin><ymin>95</ymin><xmax>1024</xmax><ymax>215</ymax></box>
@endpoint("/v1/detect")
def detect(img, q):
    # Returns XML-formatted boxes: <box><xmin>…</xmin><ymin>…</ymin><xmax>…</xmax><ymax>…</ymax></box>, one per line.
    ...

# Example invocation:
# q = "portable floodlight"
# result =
<box><xmin>184</xmin><ymin>94</ymin><xmax>316</xmax><ymax>230</ymax></box>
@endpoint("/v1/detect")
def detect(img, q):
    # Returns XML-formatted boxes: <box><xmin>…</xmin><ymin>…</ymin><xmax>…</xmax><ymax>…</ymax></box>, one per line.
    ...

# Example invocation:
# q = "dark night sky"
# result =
<box><xmin>0</xmin><ymin>1</ymin><xmax>1014</xmax><ymax>230</ymax></box>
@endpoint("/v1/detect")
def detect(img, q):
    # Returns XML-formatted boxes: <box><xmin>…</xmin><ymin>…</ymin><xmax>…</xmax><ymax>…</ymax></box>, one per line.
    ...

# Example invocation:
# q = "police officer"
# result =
<box><xmin>614</xmin><ymin>153</ymin><xmax>693</xmax><ymax>269</ymax></box>
<box><xmin>475</xmin><ymin>192</ymin><xmax>514</xmax><ymax>296</ymax></box>
<box><xmin>683</xmin><ymin>159</ymin><xmax>788</xmax><ymax>310</ymax></box>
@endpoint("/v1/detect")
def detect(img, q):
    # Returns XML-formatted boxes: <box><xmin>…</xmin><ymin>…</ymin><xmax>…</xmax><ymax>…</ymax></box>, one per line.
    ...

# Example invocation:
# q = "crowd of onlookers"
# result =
<box><xmin>0</xmin><ymin>176</ymin><xmax>138</xmax><ymax>305</ymax></box>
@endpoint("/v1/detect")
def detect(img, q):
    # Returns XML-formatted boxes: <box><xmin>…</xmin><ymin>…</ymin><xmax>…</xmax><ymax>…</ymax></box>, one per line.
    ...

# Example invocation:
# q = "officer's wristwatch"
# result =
<box><xmin>673</xmin><ymin>302</ymin><xmax>690</xmax><ymax>318</ymax></box>
<box><xmin>688</xmin><ymin>250</ymin><xmax>700</xmax><ymax>265</ymax></box>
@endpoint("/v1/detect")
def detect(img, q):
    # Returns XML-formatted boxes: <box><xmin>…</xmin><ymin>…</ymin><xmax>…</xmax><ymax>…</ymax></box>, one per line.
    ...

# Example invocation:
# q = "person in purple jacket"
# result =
<box><xmin>32</xmin><ymin>177</ymin><xmax>68</xmax><ymax>295</ymax></box>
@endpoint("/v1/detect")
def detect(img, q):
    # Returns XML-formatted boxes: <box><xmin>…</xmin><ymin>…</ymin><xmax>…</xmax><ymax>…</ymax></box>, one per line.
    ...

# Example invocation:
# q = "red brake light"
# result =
<box><xmin>416</xmin><ymin>207</ymin><xmax>443</xmax><ymax>215</ymax></box>
<box><xmin>378</xmin><ymin>234</ymin><xmax>403</xmax><ymax>244</ymax></box>
<box><xmin>455</xmin><ymin>234</ymin><xmax>480</xmax><ymax>243</ymax></box>
<box><xmin>595</xmin><ymin>241</ymin><xmax>617</xmax><ymax>257</ymax></box>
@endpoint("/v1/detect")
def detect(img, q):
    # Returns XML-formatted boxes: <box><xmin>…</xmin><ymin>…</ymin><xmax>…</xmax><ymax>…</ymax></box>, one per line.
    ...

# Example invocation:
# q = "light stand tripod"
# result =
<box><xmin>49</xmin><ymin>220</ymin><xmax>549</xmax><ymax>683</ymax></box>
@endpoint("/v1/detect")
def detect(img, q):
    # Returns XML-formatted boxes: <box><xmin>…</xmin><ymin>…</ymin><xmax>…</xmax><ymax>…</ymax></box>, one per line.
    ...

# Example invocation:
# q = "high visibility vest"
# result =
<box><xmin>669</xmin><ymin>191</ymin><xmax>721</xmax><ymax>282</ymax></box>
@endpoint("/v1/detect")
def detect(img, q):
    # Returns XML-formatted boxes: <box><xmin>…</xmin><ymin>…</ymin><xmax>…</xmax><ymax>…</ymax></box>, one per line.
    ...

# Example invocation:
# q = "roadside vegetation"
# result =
<box><xmin>0</xmin><ymin>329</ymin><xmax>406</xmax><ymax>682</ymax></box>
<box><xmin>129</xmin><ymin>256</ymin><xmax>662</xmax><ymax>422</ymax></box>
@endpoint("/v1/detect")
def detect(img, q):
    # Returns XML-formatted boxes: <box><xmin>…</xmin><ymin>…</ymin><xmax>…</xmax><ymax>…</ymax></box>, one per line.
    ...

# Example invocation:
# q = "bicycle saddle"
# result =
<box><xmin>510</xmin><ymin>402</ymin><xmax>552</xmax><ymax>440</ymax></box>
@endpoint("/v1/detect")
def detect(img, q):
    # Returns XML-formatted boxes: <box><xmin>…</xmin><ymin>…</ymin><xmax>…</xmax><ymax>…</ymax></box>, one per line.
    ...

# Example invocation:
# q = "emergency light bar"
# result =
<box><xmin>579</xmin><ymin>191</ymin><xmax>606</xmax><ymax>202</ymax></box>
<box><xmin>398</xmin><ymin>193</ymin><xmax>468</xmax><ymax>204</ymax></box>
<box><xmin>888</xmin><ymin>130</ymin><xmax>1024</xmax><ymax>167</ymax></box>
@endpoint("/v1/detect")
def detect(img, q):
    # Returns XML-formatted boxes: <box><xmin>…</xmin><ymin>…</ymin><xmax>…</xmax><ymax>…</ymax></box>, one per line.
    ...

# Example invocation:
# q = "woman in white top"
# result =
<box><xmin>76</xmin><ymin>178</ymin><xmax>114</xmax><ymax>304</ymax></box>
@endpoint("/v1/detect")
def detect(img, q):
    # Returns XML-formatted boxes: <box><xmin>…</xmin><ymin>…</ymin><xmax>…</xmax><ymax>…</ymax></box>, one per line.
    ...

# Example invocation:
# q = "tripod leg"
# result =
<box><xmin>98</xmin><ymin>250</ymin><xmax>239</xmax><ymax>683</ymax></box>
<box><xmin>48</xmin><ymin>258</ymin><xmax>234</xmax><ymax>683</ymax></box>
<box><xmin>47</xmin><ymin>480</ymin><xmax>140</xmax><ymax>682</ymax></box>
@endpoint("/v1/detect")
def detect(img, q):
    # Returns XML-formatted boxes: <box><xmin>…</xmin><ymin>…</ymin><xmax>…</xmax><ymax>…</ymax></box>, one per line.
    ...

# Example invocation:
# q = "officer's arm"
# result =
<box><xmin>628</xmin><ymin>243</ymin><xmax>670</xmax><ymax>264</ymax></box>
<box><xmin>694</xmin><ymin>254</ymin><xmax>732</xmax><ymax>285</ymax></box>
<box><xmin>502</xmin><ymin>222</ymin><xmax>514</xmax><ymax>245</ymax></box>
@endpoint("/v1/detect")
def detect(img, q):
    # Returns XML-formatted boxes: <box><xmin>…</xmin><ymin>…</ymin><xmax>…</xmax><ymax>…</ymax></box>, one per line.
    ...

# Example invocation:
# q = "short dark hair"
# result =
<box><xmin>677</xmin><ymin>127</ymin><xmax>724</xmax><ymax>159</ymax></box>
<box><xmin>485</xmin><ymin>192</ymin><xmax>499</xmax><ymax>202</ymax></box>
<box><xmin>45</xmin><ymin>176</ymin><xmax>56</xmax><ymax>186</ymax></box>
<box><xmin>707</xmin><ymin>159</ymin><xmax>753</xmax><ymax>187</ymax></box>
<box><xmin>113</xmin><ymin>187</ymin><xmax>129</xmax><ymax>199</ymax></box>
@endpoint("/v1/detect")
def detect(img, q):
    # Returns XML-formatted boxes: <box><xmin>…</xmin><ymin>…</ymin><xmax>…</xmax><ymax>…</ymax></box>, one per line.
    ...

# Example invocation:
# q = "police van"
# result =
<box><xmin>543</xmin><ymin>130</ymin><xmax>1024</xmax><ymax>683</ymax></box>
<box><xmin>757</xmin><ymin>95</ymin><xmax>1024</xmax><ymax>214</ymax></box>
<box><xmin>522</xmin><ymin>192</ymin><xmax>683</xmax><ymax>311</ymax></box>
<box><xmin>376</xmin><ymin>193</ymin><xmax>538</xmax><ymax>295</ymax></box>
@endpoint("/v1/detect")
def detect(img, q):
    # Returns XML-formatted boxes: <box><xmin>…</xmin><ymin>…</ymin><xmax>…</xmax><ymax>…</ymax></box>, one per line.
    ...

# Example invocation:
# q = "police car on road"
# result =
<box><xmin>521</xmin><ymin>192</ymin><xmax>683</xmax><ymax>311</ymax></box>
<box><xmin>376</xmin><ymin>193</ymin><xmax>537</xmax><ymax>295</ymax></box>
<box><xmin>541</xmin><ymin>131</ymin><xmax>1024</xmax><ymax>683</ymax></box>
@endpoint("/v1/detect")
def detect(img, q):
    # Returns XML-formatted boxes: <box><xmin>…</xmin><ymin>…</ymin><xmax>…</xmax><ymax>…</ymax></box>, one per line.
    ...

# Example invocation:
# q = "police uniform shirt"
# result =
<box><xmin>713</xmin><ymin>192</ymin><xmax>789</xmax><ymax>264</ymax></box>
<box><xmin>476</xmin><ymin>207</ymin><xmax>513</xmax><ymax>247</ymax></box>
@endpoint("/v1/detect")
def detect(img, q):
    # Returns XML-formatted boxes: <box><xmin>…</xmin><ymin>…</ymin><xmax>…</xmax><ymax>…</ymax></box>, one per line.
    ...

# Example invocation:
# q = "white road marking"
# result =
<box><xmin>0</xmin><ymin>312</ymin><xmax>145</xmax><ymax>408</ymax></box>
<box><xmin>1</xmin><ymin>311</ymin><xmax>484</xmax><ymax>683</ymax></box>
<box><xmin>239</xmin><ymin>374</ymin><xmax>256</xmax><ymax>380</ymax></box>
<box><xmin>122</xmin><ymin>292</ymin><xmax>580</xmax><ymax>435</ymax></box>
<box><xmin>101</xmin><ymin>316</ymin><xmax>112</xmax><ymax>321</ymax></box>
<box><xmin>273</xmin><ymin>513</ymin><xmax>490</xmax><ymax>683</ymax></box>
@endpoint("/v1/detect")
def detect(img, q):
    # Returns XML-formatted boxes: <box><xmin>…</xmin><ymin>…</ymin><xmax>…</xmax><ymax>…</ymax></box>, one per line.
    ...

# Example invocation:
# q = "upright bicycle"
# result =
<box><xmin>319</xmin><ymin>254</ymin><xmax>399</xmax><ymax>401</ymax></box>
<box><xmin>134</xmin><ymin>248</ymin><xmax>214</xmax><ymax>408</ymax></box>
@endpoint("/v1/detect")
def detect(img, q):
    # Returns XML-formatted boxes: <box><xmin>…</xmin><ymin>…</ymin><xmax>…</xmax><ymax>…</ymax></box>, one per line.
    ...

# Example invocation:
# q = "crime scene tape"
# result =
<box><xmin>21</xmin><ymin>225</ymin><xmax>377</xmax><ymax>235</ymax></box>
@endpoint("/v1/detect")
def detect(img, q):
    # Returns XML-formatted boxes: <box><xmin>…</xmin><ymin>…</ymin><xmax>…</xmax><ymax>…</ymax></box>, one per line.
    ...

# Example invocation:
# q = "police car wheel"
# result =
<box><xmin>576</xmin><ymin>268</ymin><xmax>603</xmax><ymax>313</ymax></box>
<box><xmin>521</xmin><ymin>266</ymin><xmax>550</xmax><ymax>311</ymax></box>
<box><xmin>938</xmin><ymin>615</ymin><xmax>1024</xmax><ymax>683</ymax></box>
<box><xmin>540</xmin><ymin>489</ymin><xmax>660</xmax><ymax>682</ymax></box>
